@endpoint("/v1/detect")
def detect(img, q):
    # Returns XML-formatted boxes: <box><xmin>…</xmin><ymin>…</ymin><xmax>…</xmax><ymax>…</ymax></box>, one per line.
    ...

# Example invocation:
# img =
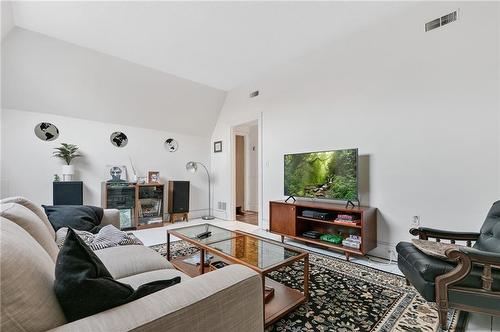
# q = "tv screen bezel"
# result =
<box><xmin>283</xmin><ymin>148</ymin><xmax>359</xmax><ymax>202</ymax></box>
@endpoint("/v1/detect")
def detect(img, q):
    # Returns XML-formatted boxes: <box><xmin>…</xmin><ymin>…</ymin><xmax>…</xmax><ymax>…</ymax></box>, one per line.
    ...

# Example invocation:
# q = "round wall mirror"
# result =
<box><xmin>110</xmin><ymin>132</ymin><xmax>128</xmax><ymax>147</ymax></box>
<box><xmin>34</xmin><ymin>122</ymin><xmax>59</xmax><ymax>141</ymax></box>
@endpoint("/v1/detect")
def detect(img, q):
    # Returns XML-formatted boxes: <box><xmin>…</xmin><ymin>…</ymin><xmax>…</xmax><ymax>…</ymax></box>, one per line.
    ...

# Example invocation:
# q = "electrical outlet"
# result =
<box><xmin>411</xmin><ymin>215</ymin><xmax>421</xmax><ymax>227</ymax></box>
<box><xmin>387</xmin><ymin>249</ymin><xmax>397</xmax><ymax>261</ymax></box>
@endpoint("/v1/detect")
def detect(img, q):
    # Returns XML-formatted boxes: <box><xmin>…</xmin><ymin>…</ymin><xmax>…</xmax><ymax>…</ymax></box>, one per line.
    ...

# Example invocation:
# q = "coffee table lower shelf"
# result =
<box><xmin>170</xmin><ymin>254</ymin><xmax>306</xmax><ymax>326</ymax></box>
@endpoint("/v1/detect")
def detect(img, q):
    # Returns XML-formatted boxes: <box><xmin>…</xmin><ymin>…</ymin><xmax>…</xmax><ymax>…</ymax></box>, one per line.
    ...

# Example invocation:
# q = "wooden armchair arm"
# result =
<box><xmin>434</xmin><ymin>248</ymin><xmax>500</xmax><ymax>328</ymax></box>
<box><xmin>459</xmin><ymin>247</ymin><xmax>500</xmax><ymax>266</ymax></box>
<box><xmin>410</xmin><ymin>227</ymin><xmax>480</xmax><ymax>245</ymax></box>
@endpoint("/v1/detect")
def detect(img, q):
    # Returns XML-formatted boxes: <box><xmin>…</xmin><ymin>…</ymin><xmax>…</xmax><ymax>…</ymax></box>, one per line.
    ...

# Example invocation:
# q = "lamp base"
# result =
<box><xmin>202</xmin><ymin>215</ymin><xmax>215</xmax><ymax>220</ymax></box>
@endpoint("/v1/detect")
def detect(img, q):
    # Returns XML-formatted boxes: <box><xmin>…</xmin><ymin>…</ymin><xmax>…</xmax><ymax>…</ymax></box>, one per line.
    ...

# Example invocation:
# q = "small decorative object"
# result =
<box><xmin>106</xmin><ymin>165</ymin><xmax>128</xmax><ymax>183</ymax></box>
<box><xmin>214</xmin><ymin>141</ymin><xmax>222</xmax><ymax>153</ymax></box>
<box><xmin>53</xmin><ymin>174</ymin><xmax>61</xmax><ymax>182</ymax></box>
<box><xmin>128</xmin><ymin>157</ymin><xmax>138</xmax><ymax>183</ymax></box>
<box><xmin>34</xmin><ymin>122</ymin><xmax>59</xmax><ymax>141</ymax></box>
<box><xmin>165</xmin><ymin>138</ymin><xmax>178</xmax><ymax>152</ymax></box>
<box><xmin>110</xmin><ymin>132</ymin><xmax>128</xmax><ymax>148</ymax></box>
<box><xmin>53</xmin><ymin>143</ymin><xmax>81</xmax><ymax>181</ymax></box>
<box><xmin>148</xmin><ymin>171</ymin><xmax>160</xmax><ymax>183</ymax></box>
<box><xmin>137</xmin><ymin>176</ymin><xmax>147</xmax><ymax>184</ymax></box>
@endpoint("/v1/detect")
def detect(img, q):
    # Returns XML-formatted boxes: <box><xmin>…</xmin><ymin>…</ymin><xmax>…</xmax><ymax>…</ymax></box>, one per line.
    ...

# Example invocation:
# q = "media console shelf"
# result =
<box><xmin>269</xmin><ymin>200</ymin><xmax>377</xmax><ymax>260</ymax></box>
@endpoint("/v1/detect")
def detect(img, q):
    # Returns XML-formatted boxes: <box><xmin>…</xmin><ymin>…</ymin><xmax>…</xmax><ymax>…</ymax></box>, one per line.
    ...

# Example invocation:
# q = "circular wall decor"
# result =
<box><xmin>165</xmin><ymin>138</ymin><xmax>178</xmax><ymax>152</ymax></box>
<box><xmin>34</xmin><ymin>122</ymin><xmax>59</xmax><ymax>141</ymax></box>
<box><xmin>110</xmin><ymin>132</ymin><xmax>128</xmax><ymax>147</ymax></box>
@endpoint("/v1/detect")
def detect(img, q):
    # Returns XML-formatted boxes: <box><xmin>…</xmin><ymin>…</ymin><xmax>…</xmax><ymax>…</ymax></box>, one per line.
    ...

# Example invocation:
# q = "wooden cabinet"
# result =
<box><xmin>269</xmin><ymin>200</ymin><xmax>377</xmax><ymax>260</ymax></box>
<box><xmin>269</xmin><ymin>202</ymin><xmax>296</xmax><ymax>236</ymax></box>
<box><xmin>101</xmin><ymin>182</ymin><xmax>165</xmax><ymax>230</ymax></box>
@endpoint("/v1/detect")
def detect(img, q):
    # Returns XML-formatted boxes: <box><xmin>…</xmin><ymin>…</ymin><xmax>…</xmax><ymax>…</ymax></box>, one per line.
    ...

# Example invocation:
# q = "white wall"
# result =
<box><xmin>1</xmin><ymin>2</ymin><xmax>14</xmax><ymax>40</ymax></box>
<box><xmin>1</xmin><ymin>109</ymin><xmax>211</xmax><ymax>218</ymax></box>
<box><xmin>211</xmin><ymin>2</ymin><xmax>500</xmax><ymax>257</ymax></box>
<box><xmin>1</xmin><ymin>28</ymin><xmax>226</xmax><ymax>137</ymax></box>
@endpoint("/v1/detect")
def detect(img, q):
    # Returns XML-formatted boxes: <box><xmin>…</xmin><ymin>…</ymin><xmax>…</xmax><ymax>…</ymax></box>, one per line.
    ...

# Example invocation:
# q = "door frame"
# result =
<box><xmin>230</xmin><ymin>118</ymin><xmax>262</xmax><ymax>226</ymax></box>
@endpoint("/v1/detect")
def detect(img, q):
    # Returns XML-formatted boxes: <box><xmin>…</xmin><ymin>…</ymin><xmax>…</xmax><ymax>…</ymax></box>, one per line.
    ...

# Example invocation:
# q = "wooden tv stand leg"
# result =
<box><xmin>345</xmin><ymin>252</ymin><xmax>350</xmax><ymax>261</ymax></box>
<box><xmin>169</xmin><ymin>212</ymin><xmax>188</xmax><ymax>223</ymax></box>
<box><xmin>280</xmin><ymin>235</ymin><xmax>284</xmax><ymax>243</ymax></box>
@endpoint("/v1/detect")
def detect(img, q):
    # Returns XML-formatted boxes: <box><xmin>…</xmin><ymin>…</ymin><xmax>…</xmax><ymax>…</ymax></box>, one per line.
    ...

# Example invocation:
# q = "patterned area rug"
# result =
<box><xmin>151</xmin><ymin>241</ymin><xmax>467</xmax><ymax>332</ymax></box>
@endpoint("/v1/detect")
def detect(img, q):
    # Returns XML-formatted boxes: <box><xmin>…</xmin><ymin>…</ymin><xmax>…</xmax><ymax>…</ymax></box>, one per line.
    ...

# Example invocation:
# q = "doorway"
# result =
<box><xmin>233</xmin><ymin>121</ymin><xmax>259</xmax><ymax>225</ymax></box>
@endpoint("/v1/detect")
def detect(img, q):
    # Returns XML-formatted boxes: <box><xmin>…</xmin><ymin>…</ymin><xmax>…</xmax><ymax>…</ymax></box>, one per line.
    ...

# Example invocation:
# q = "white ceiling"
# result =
<box><xmin>9</xmin><ymin>1</ymin><xmax>414</xmax><ymax>91</ymax></box>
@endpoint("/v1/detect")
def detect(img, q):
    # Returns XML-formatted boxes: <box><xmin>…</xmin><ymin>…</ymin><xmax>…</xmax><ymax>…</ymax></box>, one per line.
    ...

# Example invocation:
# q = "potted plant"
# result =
<box><xmin>53</xmin><ymin>143</ymin><xmax>82</xmax><ymax>181</ymax></box>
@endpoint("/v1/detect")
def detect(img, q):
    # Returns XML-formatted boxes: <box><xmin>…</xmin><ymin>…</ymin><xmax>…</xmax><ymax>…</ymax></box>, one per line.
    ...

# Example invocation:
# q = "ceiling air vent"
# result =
<box><xmin>425</xmin><ymin>10</ymin><xmax>458</xmax><ymax>32</ymax></box>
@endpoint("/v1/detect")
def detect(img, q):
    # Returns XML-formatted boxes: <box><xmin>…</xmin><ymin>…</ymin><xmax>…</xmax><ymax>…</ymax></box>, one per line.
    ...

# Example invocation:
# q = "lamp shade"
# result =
<box><xmin>186</xmin><ymin>161</ymin><xmax>197</xmax><ymax>173</ymax></box>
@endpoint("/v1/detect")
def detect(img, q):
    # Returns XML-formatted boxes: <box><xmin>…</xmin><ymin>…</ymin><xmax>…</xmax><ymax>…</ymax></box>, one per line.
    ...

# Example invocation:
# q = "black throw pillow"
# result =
<box><xmin>43</xmin><ymin>205</ymin><xmax>104</xmax><ymax>233</ymax></box>
<box><xmin>54</xmin><ymin>228</ymin><xmax>181</xmax><ymax>322</ymax></box>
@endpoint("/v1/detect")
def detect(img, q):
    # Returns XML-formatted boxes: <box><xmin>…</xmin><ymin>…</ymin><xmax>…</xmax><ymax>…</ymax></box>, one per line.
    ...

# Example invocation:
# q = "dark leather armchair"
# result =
<box><xmin>396</xmin><ymin>200</ymin><xmax>500</xmax><ymax>330</ymax></box>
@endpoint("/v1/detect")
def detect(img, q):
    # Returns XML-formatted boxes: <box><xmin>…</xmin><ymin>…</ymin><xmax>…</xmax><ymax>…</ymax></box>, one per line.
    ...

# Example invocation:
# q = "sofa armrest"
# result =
<box><xmin>101</xmin><ymin>209</ymin><xmax>120</xmax><ymax>228</ymax></box>
<box><xmin>48</xmin><ymin>265</ymin><xmax>264</xmax><ymax>332</ymax></box>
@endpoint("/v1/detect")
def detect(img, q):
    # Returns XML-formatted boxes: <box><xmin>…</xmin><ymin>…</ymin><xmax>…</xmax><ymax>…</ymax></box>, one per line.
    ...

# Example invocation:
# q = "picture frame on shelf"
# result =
<box><xmin>214</xmin><ymin>141</ymin><xmax>222</xmax><ymax>153</ymax></box>
<box><xmin>148</xmin><ymin>171</ymin><xmax>160</xmax><ymax>183</ymax></box>
<box><xmin>105</xmin><ymin>165</ymin><xmax>128</xmax><ymax>183</ymax></box>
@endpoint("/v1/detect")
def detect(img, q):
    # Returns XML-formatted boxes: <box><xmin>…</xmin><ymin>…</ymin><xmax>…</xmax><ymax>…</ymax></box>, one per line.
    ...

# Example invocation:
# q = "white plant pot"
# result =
<box><xmin>61</xmin><ymin>165</ymin><xmax>74</xmax><ymax>181</ymax></box>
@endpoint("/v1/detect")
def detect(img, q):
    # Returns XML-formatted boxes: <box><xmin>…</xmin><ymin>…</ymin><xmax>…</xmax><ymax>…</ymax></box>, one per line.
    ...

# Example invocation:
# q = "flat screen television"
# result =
<box><xmin>284</xmin><ymin>148</ymin><xmax>358</xmax><ymax>201</ymax></box>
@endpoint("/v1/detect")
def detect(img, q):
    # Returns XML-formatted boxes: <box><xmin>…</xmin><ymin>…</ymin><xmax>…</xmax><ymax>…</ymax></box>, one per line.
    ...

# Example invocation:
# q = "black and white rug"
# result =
<box><xmin>151</xmin><ymin>241</ymin><xmax>467</xmax><ymax>332</ymax></box>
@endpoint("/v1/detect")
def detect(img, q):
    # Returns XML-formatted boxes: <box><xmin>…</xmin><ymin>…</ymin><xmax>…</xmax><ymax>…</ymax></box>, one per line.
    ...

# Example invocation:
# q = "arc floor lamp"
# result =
<box><xmin>186</xmin><ymin>161</ymin><xmax>215</xmax><ymax>220</ymax></box>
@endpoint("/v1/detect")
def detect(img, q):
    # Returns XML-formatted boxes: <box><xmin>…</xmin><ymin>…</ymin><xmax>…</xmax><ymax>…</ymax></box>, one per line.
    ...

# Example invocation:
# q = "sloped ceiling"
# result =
<box><xmin>2</xmin><ymin>1</ymin><xmax>416</xmax><ymax>135</ymax></box>
<box><xmin>8</xmin><ymin>1</ymin><xmax>414</xmax><ymax>90</ymax></box>
<box><xmin>1</xmin><ymin>28</ymin><xmax>226</xmax><ymax>136</ymax></box>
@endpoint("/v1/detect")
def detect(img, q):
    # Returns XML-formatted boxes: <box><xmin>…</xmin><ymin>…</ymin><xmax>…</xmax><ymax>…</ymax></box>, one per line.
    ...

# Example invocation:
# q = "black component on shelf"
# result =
<box><xmin>302</xmin><ymin>210</ymin><xmax>336</xmax><ymax>221</ymax></box>
<box><xmin>302</xmin><ymin>230</ymin><xmax>322</xmax><ymax>239</ymax></box>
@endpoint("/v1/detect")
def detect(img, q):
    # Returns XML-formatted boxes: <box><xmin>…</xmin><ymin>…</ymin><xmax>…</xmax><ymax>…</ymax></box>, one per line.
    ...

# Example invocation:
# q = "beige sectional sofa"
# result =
<box><xmin>0</xmin><ymin>197</ymin><xmax>263</xmax><ymax>332</ymax></box>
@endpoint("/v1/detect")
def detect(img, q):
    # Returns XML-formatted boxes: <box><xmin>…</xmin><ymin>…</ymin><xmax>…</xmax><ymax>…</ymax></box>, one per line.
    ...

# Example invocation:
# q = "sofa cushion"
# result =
<box><xmin>0</xmin><ymin>196</ymin><xmax>56</xmax><ymax>238</ymax></box>
<box><xmin>1</xmin><ymin>202</ymin><xmax>59</xmax><ymax>261</ymax></box>
<box><xmin>55</xmin><ymin>228</ymin><xmax>181</xmax><ymax>322</ymax></box>
<box><xmin>396</xmin><ymin>241</ymin><xmax>500</xmax><ymax>301</ymax></box>
<box><xmin>0</xmin><ymin>217</ymin><xmax>66</xmax><ymax>332</ymax></box>
<box><xmin>43</xmin><ymin>205</ymin><xmax>104</xmax><ymax>233</ymax></box>
<box><xmin>55</xmin><ymin>225</ymin><xmax>143</xmax><ymax>250</ymax></box>
<box><xmin>95</xmin><ymin>244</ymin><xmax>174</xmax><ymax>279</ymax></box>
<box><xmin>118</xmin><ymin>269</ymin><xmax>191</xmax><ymax>289</ymax></box>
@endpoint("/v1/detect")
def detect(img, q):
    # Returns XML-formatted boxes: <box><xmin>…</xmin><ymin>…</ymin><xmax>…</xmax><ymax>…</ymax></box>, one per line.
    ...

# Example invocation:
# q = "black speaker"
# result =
<box><xmin>53</xmin><ymin>181</ymin><xmax>83</xmax><ymax>205</ymax></box>
<box><xmin>168</xmin><ymin>181</ymin><xmax>190</xmax><ymax>213</ymax></box>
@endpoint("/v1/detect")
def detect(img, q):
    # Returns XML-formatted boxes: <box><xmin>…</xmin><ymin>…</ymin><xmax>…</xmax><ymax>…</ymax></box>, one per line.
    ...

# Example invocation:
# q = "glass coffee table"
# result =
<box><xmin>167</xmin><ymin>224</ymin><xmax>309</xmax><ymax>326</ymax></box>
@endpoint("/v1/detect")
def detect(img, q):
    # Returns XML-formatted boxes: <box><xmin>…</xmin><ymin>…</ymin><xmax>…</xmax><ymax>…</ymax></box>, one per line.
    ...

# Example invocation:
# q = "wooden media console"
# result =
<box><xmin>269</xmin><ymin>200</ymin><xmax>377</xmax><ymax>260</ymax></box>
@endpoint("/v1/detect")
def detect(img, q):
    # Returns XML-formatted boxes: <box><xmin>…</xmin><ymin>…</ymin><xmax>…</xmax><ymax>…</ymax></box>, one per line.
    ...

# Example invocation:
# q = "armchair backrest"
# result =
<box><xmin>474</xmin><ymin>200</ymin><xmax>500</xmax><ymax>253</ymax></box>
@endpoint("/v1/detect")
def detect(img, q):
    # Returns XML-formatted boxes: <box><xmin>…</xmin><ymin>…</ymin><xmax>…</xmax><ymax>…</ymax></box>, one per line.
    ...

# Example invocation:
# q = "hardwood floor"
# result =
<box><xmin>236</xmin><ymin>210</ymin><xmax>258</xmax><ymax>225</ymax></box>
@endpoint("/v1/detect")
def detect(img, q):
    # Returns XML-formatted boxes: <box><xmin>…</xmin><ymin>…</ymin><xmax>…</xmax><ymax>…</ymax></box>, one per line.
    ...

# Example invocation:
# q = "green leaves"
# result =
<box><xmin>53</xmin><ymin>143</ymin><xmax>81</xmax><ymax>165</ymax></box>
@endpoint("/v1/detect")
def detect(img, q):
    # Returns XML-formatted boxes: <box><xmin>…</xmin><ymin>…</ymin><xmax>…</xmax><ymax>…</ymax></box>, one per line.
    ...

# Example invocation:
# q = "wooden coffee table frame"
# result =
<box><xmin>166</xmin><ymin>227</ymin><xmax>309</xmax><ymax>326</ymax></box>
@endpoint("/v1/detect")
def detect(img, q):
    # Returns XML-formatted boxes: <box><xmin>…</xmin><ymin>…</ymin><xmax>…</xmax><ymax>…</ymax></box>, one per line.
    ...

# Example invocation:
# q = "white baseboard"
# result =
<box><xmin>213</xmin><ymin>209</ymin><xmax>228</xmax><ymax>220</ymax></box>
<box><xmin>368</xmin><ymin>241</ymin><xmax>398</xmax><ymax>261</ymax></box>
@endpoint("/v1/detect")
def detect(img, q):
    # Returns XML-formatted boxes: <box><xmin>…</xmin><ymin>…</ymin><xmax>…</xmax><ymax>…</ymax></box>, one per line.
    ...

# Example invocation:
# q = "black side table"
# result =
<box><xmin>53</xmin><ymin>181</ymin><xmax>83</xmax><ymax>205</ymax></box>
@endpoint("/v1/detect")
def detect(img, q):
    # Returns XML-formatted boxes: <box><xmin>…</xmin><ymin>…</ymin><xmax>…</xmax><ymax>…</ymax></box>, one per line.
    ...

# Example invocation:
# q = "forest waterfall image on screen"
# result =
<box><xmin>284</xmin><ymin>149</ymin><xmax>358</xmax><ymax>200</ymax></box>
